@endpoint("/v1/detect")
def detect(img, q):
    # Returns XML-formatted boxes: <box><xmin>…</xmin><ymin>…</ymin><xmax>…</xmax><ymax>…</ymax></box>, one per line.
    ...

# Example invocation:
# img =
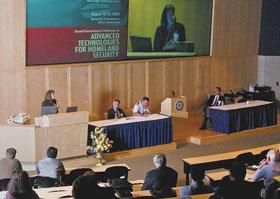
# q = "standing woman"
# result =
<box><xmin>5</xmin><ymin>171</ymin><xmax>39</xmax><ymax>199</ymax></box>
<box><xmin>41</xmin><ymin>89</ymin><xmax>61</xmax><ymax>113</ymax></box>
<box><xmin>42</xmin><ymin>90</ymin><xmax>57</xmax><ymax>107</ymax></box>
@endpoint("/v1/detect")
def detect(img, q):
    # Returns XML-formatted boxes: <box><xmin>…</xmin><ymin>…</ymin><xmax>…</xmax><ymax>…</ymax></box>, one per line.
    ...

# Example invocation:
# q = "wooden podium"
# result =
<box><xmin>0</xmin><ymin>111</ymin><xmax>89</xmax><ymax>162</ymax></box>
<box><xmin>160</xmin><ymin>96</ymin><xmax>188</xmax><ymax>118</ymax></box>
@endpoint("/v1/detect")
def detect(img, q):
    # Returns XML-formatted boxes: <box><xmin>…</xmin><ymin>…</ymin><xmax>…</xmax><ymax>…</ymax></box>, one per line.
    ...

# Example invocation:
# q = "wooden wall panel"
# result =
<box><xmin>91</xmin><ymin>64</ymin><xmax>111</xmax><ymax>118</ymax></box>
<box><xmin>26</xmin><ymin>68</ymin><xmax>45</xmax><ymax>119</ymax></box>
<box><xmin>70</xmin><ymin>65</ymin><xmax>90</xmax><ymax>112</ymax></box>
<box><xmin>129</xmin><ymin>62</ymin><xmax>147</xmax><ymax>107</ymax></box>
<box><xmin>211</xmin><ymin>0</ymin><xmax>262</xmax><ymax>57</ymax></box>
<box><xmin>211</xmin><ymin>56</ymin><xmax>258</xmax><ymax>92</ymax></box>
<box><xmin>110</xmin><ymin>63</ymin><xmax>129</xmax><ymax>110</ymax></box>
<box><xmin>191</xmin><ymin>58</ymin><xmax>212</xmax><ymax>109</ymax></box>
<box><xmin>48</xmin><ymin>67</ymin><xmax>68</xmax><ymax>113</ymax></box>
<box><xmin>0</xmin><ymin>0</ymin><xmax>26</xmax><ymax>122</ymax></box>
<box><xmin>147</xmin><ymin>61</ymin><xmax>165</xmax><ymax>113</ymax></box>
<box><xmin>164</xmin><ymin>60</ymin><xmax>183</xmax><ymax>99</ymax></box>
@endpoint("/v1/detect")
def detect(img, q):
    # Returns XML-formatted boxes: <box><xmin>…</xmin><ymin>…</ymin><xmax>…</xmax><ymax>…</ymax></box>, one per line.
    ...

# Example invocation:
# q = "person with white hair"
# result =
<box><xmin>252</xmin><ymin>149</ymin><xmax>280</xmax><ymax>186</ymax></box>
<box><xmin>141</xmin><ymin>153</ymin><xmax>178</xmax><ymax>190</ymax></box>
<box><xmin>0</xmin><ymin>148</ymin><xmax>22</xmax><ymax>180</ymax></box>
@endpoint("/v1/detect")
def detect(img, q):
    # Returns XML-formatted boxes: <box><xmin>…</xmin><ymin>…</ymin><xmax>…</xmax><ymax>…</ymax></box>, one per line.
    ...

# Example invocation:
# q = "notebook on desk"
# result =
<box><xmin>66</xmin><ymin>106</ymin><xmax>78</xmax><ymax>113</ymax></box>
<box><xmin>175</xmin><ymin>41</ymin><xmax>195</xmax><ymax>52</ymax></box>
<box><xmin>130</xmin><ymin>35</ymin><xmax>152</xmax><ymax>52</ymax></box>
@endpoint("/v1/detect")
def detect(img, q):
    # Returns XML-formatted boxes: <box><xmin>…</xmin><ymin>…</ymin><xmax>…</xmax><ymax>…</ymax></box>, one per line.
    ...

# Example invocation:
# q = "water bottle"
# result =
<box><xmin>249</xmin><ymin>83</ymin><xmax>254</xmax><ymax>92</ymax></box>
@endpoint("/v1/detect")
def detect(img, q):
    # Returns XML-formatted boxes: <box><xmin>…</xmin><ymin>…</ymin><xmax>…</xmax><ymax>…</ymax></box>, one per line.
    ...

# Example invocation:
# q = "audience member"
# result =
<box><xmin>0</xmin><ymin>148</ymin><xmax>22</xmax><ymax>180</ymax></box>
<box><xmin>209</xmin><ymin>162</ymin><xmax>259</xmax><ymax>199</ymax></box>
<box><xmin>180</xmin><ymin>166</ymin><xmax>213</xmax><ymax>197</ymax></box>
<box><xmin>36</xmin><ymin>147</ymin><xmax>65</xmax><ymax>185</ymax></box>
<box><xmin>141</xmin><ymin>153</ymin><xmax>177</xmax><ymax>190</ymax></box>
<box><xmin>133</xmin><ymin>97</ymin><xmax>152</xmax><ymax>117</ymax></box>
<box><xmin>72</xmin><ymin>174</ymin><xmax>116</xmax><ymax>199</ymax></box>
<box><xmin>107</xmin><ymin>99</ymin><xmax>127</xmax><ymax>119</ymax></box>
<box><xmin>200</xmin><ymin>87</ymin><xmax>225</xmax><ymax>130</ymax></box>
<box><xmin>253</xmin><ymin>149</ymin><xmax>280</xmax><ymax>187</ymax></box>
<box><xmin>5</xmin><ymin>171</ymin><xmax>39</xmax><ymax>199</ymax></box>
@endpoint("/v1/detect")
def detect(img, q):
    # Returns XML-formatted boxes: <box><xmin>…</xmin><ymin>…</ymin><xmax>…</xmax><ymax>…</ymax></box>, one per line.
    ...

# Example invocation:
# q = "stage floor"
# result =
<box><xmin>173</xmin><ymin>112</ymin><xmax>280</xmax><ymax>145</ymax></box>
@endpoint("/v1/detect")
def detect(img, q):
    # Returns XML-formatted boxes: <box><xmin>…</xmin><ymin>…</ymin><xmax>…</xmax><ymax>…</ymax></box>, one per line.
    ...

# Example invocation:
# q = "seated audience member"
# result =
<box><xmin>180</xmin><ymin>166</ymin><xmax>213</xmax><ymax>197</ymax></box>
<box><xmin>141</xmin><ymin>153</ymin><xmax>177</xmax><ymax>190</ymax></box>
<box><xmin>72</xmin><ymin>174</ymin><xmax>116</xmax><ymax>199</ymax></box>
<box><xmin>36</xmin><ymin>147</ymin><xmax>65</xmax><ymax>185</ymax></box>
<box><xmin>200</xmin><ymin>87</ymin><xmax>225</xmax><ymax>130</ymax></box>
<box><xmin>107</xmin><ymin>99</ymin><xmax>127</xmax><ymax>119</ymax></box>
<box><xmin>133</xmin><ymin>97</ymin><xmax>152</xmax><ymax>117</ymax></box>
<box><xmin>6</xmin><ymin>171</ymin><xmax>39</xmax><ymax>199</ymax></box>
<box><xmin>0</xmin><ymin>148</ymin><xmax>22</xmax><ymax>180</ymax></box>
<box><xmin>210</xmin><ymin>162</ymin><xmax>259</xmax><ymax>199</ymax></box>
<box><xmin>252</xmin><ymin>149</ymin><xmax>280</xmax><ymax>187</ymax></box>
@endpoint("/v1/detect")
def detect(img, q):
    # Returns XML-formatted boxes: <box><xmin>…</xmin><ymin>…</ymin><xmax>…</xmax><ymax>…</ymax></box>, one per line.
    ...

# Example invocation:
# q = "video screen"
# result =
<box><xmin>127</xmin><ymin>0</ymin><xmax>213</xmax><ymax>59</ymax></box>
<box><xmin>26</xmin><ymin>0</ymin><xmax>129</xmax><ymax>65</ymax></box>
<box><xmin>26</xmin><ymin>0</ymin><xmax>212</xmax><ymax>66</ymax></box>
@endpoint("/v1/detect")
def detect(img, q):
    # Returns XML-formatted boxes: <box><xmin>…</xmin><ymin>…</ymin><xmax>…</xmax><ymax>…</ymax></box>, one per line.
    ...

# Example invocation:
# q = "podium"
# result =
<box><xmin>160</xmin><ymin>96</ymin><xmax>188</xmax><ymax>118</ymax></box>
<box><xmin>0</xmin><ymin>112</ymin><xmax>89</xmax><ymax>162</ymax></box>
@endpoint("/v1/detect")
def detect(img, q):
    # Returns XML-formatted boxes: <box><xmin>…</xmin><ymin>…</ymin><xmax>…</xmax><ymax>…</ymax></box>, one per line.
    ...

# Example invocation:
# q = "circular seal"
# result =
<box><xmin>175</xmin><ymin>100</ymin><xmax>184</xmax><ymax>111</ymax></box>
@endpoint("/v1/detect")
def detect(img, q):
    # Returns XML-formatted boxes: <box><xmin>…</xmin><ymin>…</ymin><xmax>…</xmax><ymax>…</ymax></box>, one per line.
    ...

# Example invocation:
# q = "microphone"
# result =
<box><xmin>172</xmin><ymin>90</ymin><xmax>176</xmax><ymax>97</ymax></box>
<box><xmin>56</xmin><ymin>100</ymin><xmax>63</xmax><ymax>113</ymax></box>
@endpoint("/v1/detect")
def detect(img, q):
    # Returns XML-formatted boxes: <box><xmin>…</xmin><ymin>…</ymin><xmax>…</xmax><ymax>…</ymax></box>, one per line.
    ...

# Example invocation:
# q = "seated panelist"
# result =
<box><xmin>199</xmin><ymin>87</ymin><xmax>225</xmax><ymax>130</ymax></box>
<box><xmin>133</xmin><ymin>97</ymin><xmax>152</xmax><ymax>117</ymax></box>
<box><xmin>107</xmin><ymin>99</ymin><xmax>127</xmax><ymax>119</ymax></box>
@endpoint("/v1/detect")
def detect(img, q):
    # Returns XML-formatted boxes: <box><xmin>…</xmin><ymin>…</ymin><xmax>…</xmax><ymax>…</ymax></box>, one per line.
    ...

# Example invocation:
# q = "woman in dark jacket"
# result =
<box><xmin>6</xmin><ymin>171</ymin><xmax>39</xmax><ymax>199</ymax></box>
<box><xmin>42</xmin><ymin>89</ymin><xmax>57</xmax><ymax>107</ymax></box>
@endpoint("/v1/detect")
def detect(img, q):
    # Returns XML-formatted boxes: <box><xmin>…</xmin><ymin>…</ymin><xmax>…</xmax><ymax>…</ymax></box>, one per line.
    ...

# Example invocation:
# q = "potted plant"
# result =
<box><xmin>87</xmin><ymin>127</ymin><xmax>113</xmax><ymax>166</ymax></box>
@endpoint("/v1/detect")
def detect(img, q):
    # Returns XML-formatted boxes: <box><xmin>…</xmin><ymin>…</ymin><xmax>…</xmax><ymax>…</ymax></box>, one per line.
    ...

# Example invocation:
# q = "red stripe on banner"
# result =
<box><xmin>26</xmin><ymin>27</ymin><xmax>127</xmax><ymax>65</ymax></box>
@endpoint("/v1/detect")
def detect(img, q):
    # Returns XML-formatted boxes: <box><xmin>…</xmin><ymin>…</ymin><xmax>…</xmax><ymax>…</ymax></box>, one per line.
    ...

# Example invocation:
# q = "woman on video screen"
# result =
<box><xmin>154</xmin><ymin>4</ymin><xmax>186</xmax><ymax>52</ymax></box>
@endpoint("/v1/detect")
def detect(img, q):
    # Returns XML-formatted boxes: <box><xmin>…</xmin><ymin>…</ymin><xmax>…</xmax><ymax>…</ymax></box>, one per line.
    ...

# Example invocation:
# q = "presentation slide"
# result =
<box><xmin>127</xmin><ymin>0</ymin><xmax>213</xmax><ymax>59</ymax></box>
<box><xmin>26</xmin><ymin>0</ymin><xmax>129</xmax><ymax>65</ymax></box>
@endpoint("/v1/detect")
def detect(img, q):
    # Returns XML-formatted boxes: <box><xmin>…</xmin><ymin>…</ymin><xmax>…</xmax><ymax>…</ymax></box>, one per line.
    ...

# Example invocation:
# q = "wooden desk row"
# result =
<box><xmin>0</xmin><ymin>186</ymin><xmax>213</xmax><ymax>199</ymax></box>
<box><xmin>183</xmin><ymin>143</ymin><xmax>279</xmax><ymax>185</ymax></box>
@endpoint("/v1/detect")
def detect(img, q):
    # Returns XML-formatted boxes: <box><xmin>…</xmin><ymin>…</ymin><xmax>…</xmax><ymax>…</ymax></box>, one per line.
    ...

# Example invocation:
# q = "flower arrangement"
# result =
<box><xmin>87</xmin><ymin>127</ymin><xmax>113</xmax><ymax>155</ymax></box>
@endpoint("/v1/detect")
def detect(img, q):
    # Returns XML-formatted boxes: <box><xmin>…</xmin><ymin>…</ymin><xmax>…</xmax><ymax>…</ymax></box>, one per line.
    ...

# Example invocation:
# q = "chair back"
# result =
<box><xmin>35</xmin><ymin>176</ymin><xmax>58</xmax><ymax>188</ymax></box>
<box><xmin>235</xmin><ymin>152</ymin><xmax>254</xmax><ymax>166</ymax></box>
<box><xmin>0</xmin><ymin>178</ymin><xmax>10</xmax><ymax>191</ymax></box>
<box><xmin>104</xmin><ymin>112</ymin><xmax>108</xmax><ymax>120</ymax></box>
<box><xmin>274</xmin><ymin>187</ymin><xmax>280</xmax><ymax>199</ymax></box>
<box><xmin>64</xmin><ymin>168</ymin><xmax>92</xmax><ymax>185</ymax></box>
<box><xmin>105</xmin><ymin>166</ymin><xmax>128</xmax><ymax>181</ymax></box>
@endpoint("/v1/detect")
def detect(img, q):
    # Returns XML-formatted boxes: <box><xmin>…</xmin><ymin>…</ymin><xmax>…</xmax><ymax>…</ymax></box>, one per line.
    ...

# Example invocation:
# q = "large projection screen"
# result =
<box><xmin>26</xmin><ymin>0</ymin><xmax>212</xmax><ymax>66</ymax></box>
<box><xmin>26</xmin><ymin>0</ymin><xmax>129</xmax><ymax>66</ymax></box>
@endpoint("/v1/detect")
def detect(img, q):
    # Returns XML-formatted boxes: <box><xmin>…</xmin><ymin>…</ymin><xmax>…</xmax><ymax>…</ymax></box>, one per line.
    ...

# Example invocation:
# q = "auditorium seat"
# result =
<box><xmin>105</xmin><ymin>166</ymin><xmax>129</xmax><ymax>181</ymax></box>
<box><xmin>35</xmin><ymin>176</ymin><xmax>58</xmax><ymax>188</ymax></box>
<box><xmin>89</xmin><ymin>113</ymin><xmax>98</xmax><ymax>122</ymax></box>
<box><xmin>63</xmin><ymin>168</ymin><xmax>92</xmax><ymax>185</ymax></box>
<box><xmin>235</xmin><ymin>152</ymin><xmax>254</xmax><ymax>166</ymax></box>
<box><xmin>0</xmin><ymin>178</ymin><xmax>10</xmax><ymax>191</ymax></box>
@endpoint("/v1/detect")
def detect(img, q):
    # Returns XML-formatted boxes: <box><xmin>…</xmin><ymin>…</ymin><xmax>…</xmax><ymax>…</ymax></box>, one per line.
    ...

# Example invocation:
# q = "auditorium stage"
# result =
<box><xmin>173</xmin><ymin>112</ymin><xmax>280</xmax><ymax>145</ymax></box>
<box><xmin>89</xmin><ymin>112</ymin><xmax>280</xmax><ymax>163</ymax></box>
<box><xmin>22</xmin><ymin>112</ymin><xmax>278</xmax><ymax>171</ymax></box>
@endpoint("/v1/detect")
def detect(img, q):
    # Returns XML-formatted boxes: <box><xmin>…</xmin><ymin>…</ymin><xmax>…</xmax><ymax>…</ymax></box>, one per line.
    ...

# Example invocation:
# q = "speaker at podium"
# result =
<box><xmin>160</xmin><ymin>96</ymin><xmax>188</xmax><ymax>118</ymax></box>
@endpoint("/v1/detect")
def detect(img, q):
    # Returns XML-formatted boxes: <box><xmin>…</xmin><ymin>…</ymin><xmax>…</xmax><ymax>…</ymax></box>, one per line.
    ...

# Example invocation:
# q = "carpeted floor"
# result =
<box><xmin>105</xmin><ymin>132</ymin><xmax>280</xmax><ymax>186</ymax></box>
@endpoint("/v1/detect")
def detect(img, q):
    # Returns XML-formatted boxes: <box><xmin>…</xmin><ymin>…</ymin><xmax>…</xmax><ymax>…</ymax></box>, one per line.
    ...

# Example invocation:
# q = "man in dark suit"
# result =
<box><xmin>107</xmin><ymin>99</ymin><xmax>127</xmax><ymax>119</ymax></box>
<box><xmin>199</xmin><ymin>87</ymin><xmax>225</xmax><ymax>130</ymax></box>
<box><xmin>141</xmin><ymin>153</ymin><xmax>178</xmax><ymax>190</ymax></box>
